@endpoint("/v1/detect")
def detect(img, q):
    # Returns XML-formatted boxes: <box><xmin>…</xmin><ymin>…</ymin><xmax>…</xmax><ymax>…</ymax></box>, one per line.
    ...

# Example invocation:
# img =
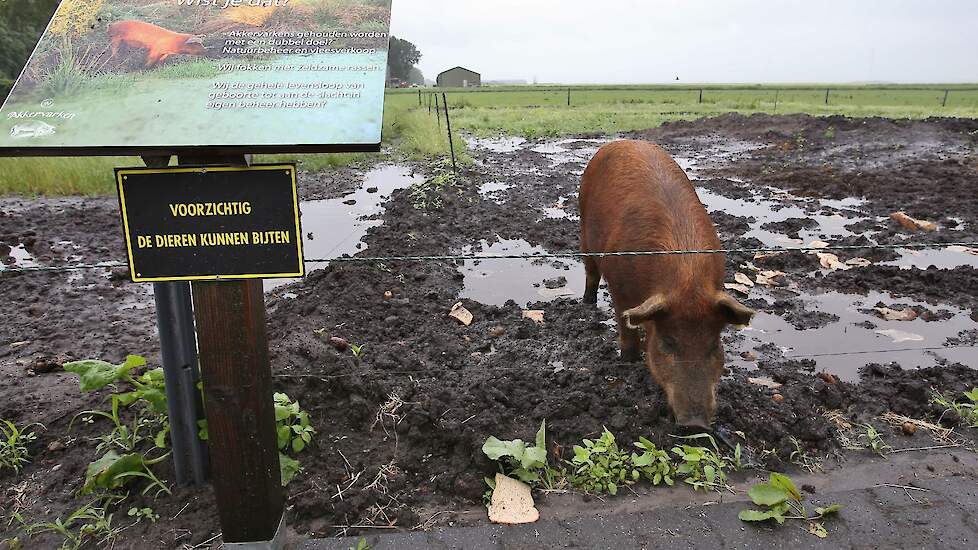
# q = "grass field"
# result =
<box><xmin>2</xmin><ymin>83</ymin><xmax>976</xmax><ymax>195</ymax></box>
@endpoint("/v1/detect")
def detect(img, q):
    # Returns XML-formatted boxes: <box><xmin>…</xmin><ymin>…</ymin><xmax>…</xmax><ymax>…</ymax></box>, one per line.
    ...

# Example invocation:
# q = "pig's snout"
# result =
<box><xmin>674</xmin><ymin>412</ymin><xmax>712</xmax><ymax>430</ymax></box>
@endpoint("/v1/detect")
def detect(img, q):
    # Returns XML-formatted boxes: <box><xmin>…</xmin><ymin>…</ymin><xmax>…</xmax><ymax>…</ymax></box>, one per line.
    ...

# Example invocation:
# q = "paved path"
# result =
<box><xmin>304</xmin><ymin>448</ymin><xmax>978</xmax><ymax>550</ymax></box>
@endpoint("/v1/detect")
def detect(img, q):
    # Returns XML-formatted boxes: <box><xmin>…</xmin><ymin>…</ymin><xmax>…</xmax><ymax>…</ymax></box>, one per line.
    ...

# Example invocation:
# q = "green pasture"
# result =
<box><xmin>2</xmin><ymin>83</ymin><xmax>976</xmax><ymax>196</ymax></box>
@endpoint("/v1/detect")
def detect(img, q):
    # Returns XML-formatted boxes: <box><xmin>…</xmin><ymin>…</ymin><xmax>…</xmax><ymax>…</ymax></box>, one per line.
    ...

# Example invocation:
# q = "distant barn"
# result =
<box><xmin>437</xmin><ymin>67</ymin><xmax>481</xmax><ymax>88</ymax></box>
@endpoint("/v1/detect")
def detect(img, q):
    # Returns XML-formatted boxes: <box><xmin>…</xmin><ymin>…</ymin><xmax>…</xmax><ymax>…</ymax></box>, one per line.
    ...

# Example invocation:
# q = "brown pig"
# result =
<box><xmin>579</xmin><ymin>140</ymin><xmax>754</xmax><ymax>428</ymax></box>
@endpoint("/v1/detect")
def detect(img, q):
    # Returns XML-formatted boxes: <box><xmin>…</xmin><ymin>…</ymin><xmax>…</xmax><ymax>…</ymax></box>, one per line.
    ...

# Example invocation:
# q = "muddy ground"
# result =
<box><xmin>1</xmin><ymin>114</ymin><xmax>977</xmax><ymax>548</ymax></box>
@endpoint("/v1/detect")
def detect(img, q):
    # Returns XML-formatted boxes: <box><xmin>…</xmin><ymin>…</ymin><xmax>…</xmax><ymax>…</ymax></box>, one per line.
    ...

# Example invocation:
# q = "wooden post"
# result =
<box><xmin>177</xmin><ymin>153</ymin><xmax>283</xmax><ymax>544</ymax></box>
<box><xmin>825</xmin><ymin>88</ymin><xmax>830</xmax><ymax>105</ymax></box>
<box><xmin>418</xmin><ymin>88</ymin><xmax>422</xmax><ymax>107</ymax></box>
<box><xmin>942</xmin><ymin>89</ymin><xmax>949</xmax><ymax>107</ymax></box>
<box><xmin>192</xmin><ymin>279</ymin><xmax>284</xmax><ymax>544</ymax></box>
<box><xmin>567</xmin><ymin>88</ymin><xmax>571</xmax><ymax>106</ymax></box>
<box><xmin>698</xmin><ymin>89</ymin><xmax>703</xmax><ymax>103</ymax></box>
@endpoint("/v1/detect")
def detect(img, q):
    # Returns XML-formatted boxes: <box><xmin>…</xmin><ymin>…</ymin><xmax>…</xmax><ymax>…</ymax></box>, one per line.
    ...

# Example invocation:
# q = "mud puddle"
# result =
<box><xmin>734</xmin><ymin>289</ymin><xmax>978</xmax><ymax>379</ymax></box>
<box><xmin>457</xmin><ymin>238</ymin><xmax>611</xmax><ymax>307</ymax></box>
<box><xmin>266</xmin><ymin>166</ymin><xmax>423</xmax><ymax>290</ymax></box>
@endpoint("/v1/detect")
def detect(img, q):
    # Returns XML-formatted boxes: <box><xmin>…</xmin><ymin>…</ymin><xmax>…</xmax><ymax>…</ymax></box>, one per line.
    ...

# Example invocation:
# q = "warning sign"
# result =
<box><xmin>116</xmin><ymin>164</ymin><xmax>304</xmax><ymax>282</ymax></box>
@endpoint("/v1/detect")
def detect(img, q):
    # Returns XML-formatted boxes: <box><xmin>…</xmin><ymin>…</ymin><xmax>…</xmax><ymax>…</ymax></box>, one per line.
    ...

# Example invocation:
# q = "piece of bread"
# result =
<box><xmin>488</xmin><ymin>474</ymin><xmax>540</xmax><ymax>525</ymax></box>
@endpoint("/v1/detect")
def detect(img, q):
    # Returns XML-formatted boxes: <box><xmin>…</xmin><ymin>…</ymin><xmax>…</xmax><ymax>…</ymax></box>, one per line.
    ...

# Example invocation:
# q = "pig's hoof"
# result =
<box><xmin>583</xmin><ymin>293</ymin><xmax>597</xmax><ymax>305</ymax></box>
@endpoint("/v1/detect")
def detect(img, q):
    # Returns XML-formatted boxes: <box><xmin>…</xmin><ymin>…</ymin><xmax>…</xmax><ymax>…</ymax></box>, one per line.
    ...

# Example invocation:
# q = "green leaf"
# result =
<box><xmin>522</xmin><ymin>447</ymin><xmax>547</xmax><ymax>470</ymax></box>
<box><xmin>197</xmin><ymin>419</ymin><xmax>209</xmax><ymax>441</ymax></box>
<box><xmin>154</xmin><ymin>427</ymin><xmax>169</xmax><ymax>449</ymax></box>
<box><xmin>279</xmin><ymin>453</ymin><xmax>300</xmax><ymax>486</ymax></box>
<box><xmin>739</xmin><ymin>509</ymin><xmax>780</xmax><ymax>522</ymax></box>
<box><xmin>292</xmin><ymin>437</ymin><xmax>306</xmax><ymax>453</ymax></box>
<box><xmin>83</xmin><ymin>451</ymin><xmax>146</xmax><ymax>494</ymax></box>
<box><xmin>140</xmin><ymin>388</ymin><xmax>169</xmax><ymax>414</ymax></box>
<box><xmin>963</xmin><ymin>388</ymin><xmax>978</xmax><ymax>403</ymax></box>
<box><xmin>482</xmin><ymin>437</ymin><xmax>526</xmax><ymax>461</ymax></box>
<box><xmin>64</xmin><ymin>357</ymin><xmax>141</xmax><ymax>392</ymax></box>
<box><xmin>535</xmin><ymin>419</ymin><xmax>547</xmax><ymax>451</ymax></box>
<box><xmin>770</xmin><ymin>472</ymin><xmax>802</xmax><ymax>501</ymax></box>
<box><xmin>748</xmin><ymin>483</ymin><xmax>790</xmax><ymax>506</ymax></box>
<box><xmin>274</xmin><ymin>405</ymin><xmax>292</xmax><ymax>422</ymax></box>
<box><xmin>277</xmin><ymin>425</ymin><xmax>291</xmax><ymax>449</ymax></box>
<box><xmin>815</xmin><ymin>504</ymin><xmax>842</xmax><ymax>517</ymax></box>
<box><xmin>608</xmin><ymin>482</ymin><xmax>617</xmax><ymax>495</ymax></box>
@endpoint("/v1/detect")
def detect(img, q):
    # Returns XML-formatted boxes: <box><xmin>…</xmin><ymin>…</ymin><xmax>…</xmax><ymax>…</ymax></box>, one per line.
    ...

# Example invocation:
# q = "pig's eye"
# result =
<box><xmin>660</xmin><ymin>336</ymin><xmax>679</xmax><ymax>355</ymax></box>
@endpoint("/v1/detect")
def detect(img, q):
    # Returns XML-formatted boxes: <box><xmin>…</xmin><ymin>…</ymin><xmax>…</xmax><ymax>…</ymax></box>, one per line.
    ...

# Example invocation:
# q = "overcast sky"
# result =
<box><xmin>389</xmin><ymin>0</ymin><xmax>977</xmax><ymax>84</ymax></box>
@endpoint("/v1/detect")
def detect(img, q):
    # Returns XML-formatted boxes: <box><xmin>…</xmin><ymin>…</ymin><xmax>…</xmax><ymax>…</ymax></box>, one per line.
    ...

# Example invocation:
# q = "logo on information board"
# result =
<box><xmin>116</xmin><ymin>164</ymin><xmax>304</xmax><ymax>282</ymax></box>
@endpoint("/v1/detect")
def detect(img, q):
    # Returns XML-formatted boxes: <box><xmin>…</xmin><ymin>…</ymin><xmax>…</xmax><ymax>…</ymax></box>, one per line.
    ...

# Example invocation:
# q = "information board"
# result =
<box><xmin>116</xmin><ymin>164</ymin><xmax>304</xmax><ymax>282</ymax></box>
<box><xmin>0</xmin><ymin>0</ymin><xmax>393</xmax><ymax>156</ymax></box>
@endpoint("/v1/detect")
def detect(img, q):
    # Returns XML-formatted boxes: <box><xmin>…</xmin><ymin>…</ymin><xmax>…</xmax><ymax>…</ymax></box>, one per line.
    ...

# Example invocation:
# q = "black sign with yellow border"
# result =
<box><xmin>116</xmin><ymin>164</ymin><xmax>304</xmax><ymax>283</ymax></box>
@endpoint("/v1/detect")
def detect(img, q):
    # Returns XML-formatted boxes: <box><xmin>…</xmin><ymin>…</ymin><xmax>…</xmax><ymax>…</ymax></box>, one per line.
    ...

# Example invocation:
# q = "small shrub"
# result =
<box><xmin>569</xmin><ymin>428</ymin><xmax>634</xmax><ymax>495</ymax></box>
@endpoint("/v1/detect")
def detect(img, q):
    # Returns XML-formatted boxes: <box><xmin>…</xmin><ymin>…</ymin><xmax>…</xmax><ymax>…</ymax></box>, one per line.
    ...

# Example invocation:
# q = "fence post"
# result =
<box><xmin>698</xmin><ymin>89</ymin><xmax>703</xmax><ymax>103</ymax></box>
<box><xmin>418</xmin><ymin>89</ymin><xmax>422</xmax><ymax>107</ymax></box>
<box><xmin>435</xmin><ymin>92</ymin><xmax>442</xmax><ymax>129</ymax></box>
<box><xmin>567</xmin><ymin>88</ymin><xmax>571</xmax><ymax>107</ymax></box>
<box><xmin>825</xmin><ymin>88</ymin><xmax>830</xmax><ymax>105</ymax></box>
<box><xmin>774</xmin><ymin>90</ymin><xmax>780</xmax><ymax>113</ymax></box>
<box><xmin>942</xmin><ymin>89</ymin><xmax>949</xmax><ymax>108</ymax></box>
<box><xmin>191</xmin><ymin>278</ymin><xmax>284</xmax><ymax>545</ymax></box>
<box><xmin>442</xmin><ymin>92</ymin><xmax>458</xmax><ymax>176</ymax></box>
<box><xmin>428</xmin><ymin>92</ymin><xmax>432</xmax><ymax>114</ymax></box>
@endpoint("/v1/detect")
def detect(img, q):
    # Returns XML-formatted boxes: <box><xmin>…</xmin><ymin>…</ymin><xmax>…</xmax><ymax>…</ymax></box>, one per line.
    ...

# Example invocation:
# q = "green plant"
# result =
<box><xmin>482</xmin><ymin>420</ymin><xmax>561</xmax><ymax>489</ymax></box>
<box><xmin>0</xmin><ymin>420</ymin><xmax>43</xmax><ymax>473</ymax></box>
<box><xmin>739</xmin><ymin>472</ymin><xmax>840</xmax><ymax>538</ymax></box>
<box><xmin>631</xmin><ymin>436</ymin><xmax>675</xmax><ymax>486</ymax></box>
<box><xmin>569</xmin><ymin>428</ymin><xmax>634</xmax><ymax>495</ymax></box>
<box><xmin>670</xmin><ymin>434</ymin><xmax>729</xmax><ymax>492</ymax></box>
<box><xmin>789</xmin><ymin>436</ymin><xmax>822</xmax><ymax>473</ymax></box>
<box><xmin>409</xmin><ymin>158</ymin><xmax>462</xmax><ymax>210</ymax></box>
<box><xmin>349</xmin><ymin>538</ymin><xmax>371</xmax><ymax>550</ymax></box>
<box><xmin>82</xmin><ymin>449</ymin><xmax>171</xmax><ymax>497</ymax></box>
<box><xmin>127</xmin><ymin>506</ymin><xmax>159</xmax><ymax>524</ymax></box>
<box><xmin>350</xmin><ymin>343</ymin><xmax>367</xmax><ymax>359</ymax></box>
<box><xmin>26</xmin><ymin>497</ymin><xmax>121</xmax><ymax>550</ymax></box>
<box><xmin>854</xmin><ymin>424</ymin><xmax>891</xmax><ymax>457</ymax></box>
<box><xmin>933</xmin><ymin>388</ymin><xmax>978</xmax><ymax>428</ymax></box>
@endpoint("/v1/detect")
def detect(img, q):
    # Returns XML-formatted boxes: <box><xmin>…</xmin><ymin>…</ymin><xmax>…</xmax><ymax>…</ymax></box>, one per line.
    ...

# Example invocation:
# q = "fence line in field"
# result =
<box><xmin>412</xmin><ymin>86</ymin><xmax>978</xmax><ymax>108</ymax></box>
<box><xmin>3</xmin><ymin>241</ymin><xmax>978</xmax><ymax>275</ymax></box>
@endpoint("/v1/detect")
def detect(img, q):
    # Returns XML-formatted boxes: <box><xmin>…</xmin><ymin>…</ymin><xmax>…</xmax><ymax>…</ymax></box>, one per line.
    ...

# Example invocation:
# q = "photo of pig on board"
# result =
<box><xmin>0</xmin><ymin>0</ymin><xmax>392</xmax><ymax>156</ymax></box>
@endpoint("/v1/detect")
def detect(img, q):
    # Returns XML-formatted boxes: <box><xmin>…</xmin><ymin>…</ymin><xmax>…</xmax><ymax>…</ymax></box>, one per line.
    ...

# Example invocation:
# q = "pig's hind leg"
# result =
<box><xmin>583</xmin><ymin>256</ymin><xmax>601</xmax><ymax>304</ymax></box>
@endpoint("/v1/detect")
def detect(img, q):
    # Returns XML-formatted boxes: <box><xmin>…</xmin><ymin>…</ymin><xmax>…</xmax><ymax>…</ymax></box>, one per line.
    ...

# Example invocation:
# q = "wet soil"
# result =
<box><xmin>2</xmin><ymin>114</ymin><xmax>978</xmax><ymax>547</ymax></box>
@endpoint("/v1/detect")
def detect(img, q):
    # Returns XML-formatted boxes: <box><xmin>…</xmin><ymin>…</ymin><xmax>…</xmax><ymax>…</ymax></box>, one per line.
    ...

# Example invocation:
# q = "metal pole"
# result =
<box><xmin>442</xmin><ymin>92</ymin><xmax>458</xmax><ymax>176</ymax></box>
<box><xmin>699</xmin><ymin>89</ymin><xmax>703</xmax><ymax>103</ymax></box>
<box><xmin>435</xmin><ymin>92</ymin><xmax>442</xmax><ymax>129</ymax></box>
<box><xmin>825</xmin><ymin>88</ymin><xmax>830</xmax><ymax>105</ymax></box>
<box><xmin>419</xmin><ymin>89</ymin><xmax>422</xmax><ymax>107</ymax></box>
<box><xmin>152</xmin><ymin>282</ymin><xmax>208</xmax><ymax>485</ymax></box>
<box><xmin>140</xmin><ymin>155</ymin><xmax>208</xmax><ymax>487</ymax></box>
<box><xmin>942</xmin><ymin>89</ymin><xmax>949</xmax><ymax>107</ymax></box>
<box><xmin>567</xmin><ymin>88</ymin><xmax>571</xmax><ymax>106</ymax></box>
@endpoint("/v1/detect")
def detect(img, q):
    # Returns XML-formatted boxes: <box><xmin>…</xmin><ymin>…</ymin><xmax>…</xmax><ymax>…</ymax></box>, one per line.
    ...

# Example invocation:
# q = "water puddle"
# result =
<box><xmin>265</xmin><ymin>165</ymin><xmax>423</xmax><ymax>291</ymax></box>
<box><xmin>730</xmin><ymin>290</ymin><xmax>978</xmax><ymax>380</ymax></box>
<box><xmin>884</xmin><ymin>248</ymin><xmax>978</xmax><ymax>270</ymax></box>
<box><xmin>467</xmin><ymin>136</ymin><xmax>527</xmax><ymax>153</ymax></box>
<box><xmin>458</xmin><ymin>238</ymin><xmax>610</xmax><ymax>307</ymax></box>
<box><xmin>479</xmin><ymin>181</ymin><xmax>512</xmax><ymax>204</ymax></box>
<box><xmin>2</xmin><ymin>244</ymin><xmax>38</xmax><ymax>268</ymax></box>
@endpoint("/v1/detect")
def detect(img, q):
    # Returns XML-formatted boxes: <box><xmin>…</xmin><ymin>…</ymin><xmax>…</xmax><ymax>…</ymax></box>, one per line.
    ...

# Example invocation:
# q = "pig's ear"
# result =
<box><xmin>716</xmin><ymin>293</ymin><xmax>755</xmax><ymax>327</ymax></box>
<box><xmin>622</xmin><ymin>295</ymin><xmax>667</xmax><ymax>329</ymax></box>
